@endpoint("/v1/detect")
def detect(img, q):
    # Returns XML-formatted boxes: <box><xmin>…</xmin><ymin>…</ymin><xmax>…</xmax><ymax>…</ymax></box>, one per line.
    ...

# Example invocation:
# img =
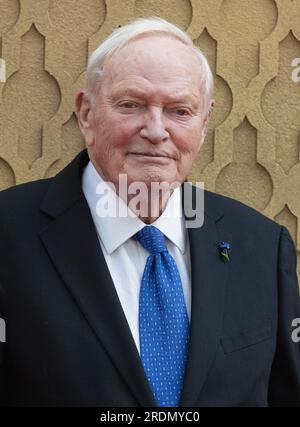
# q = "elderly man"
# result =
<box><xmin>0</xmin><ymin>17</ymin><xmax>299</xmax><ymax>407</ymax></box>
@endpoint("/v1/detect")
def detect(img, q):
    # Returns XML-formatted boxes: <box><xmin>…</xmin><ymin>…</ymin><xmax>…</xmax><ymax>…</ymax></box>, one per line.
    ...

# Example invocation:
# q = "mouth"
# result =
<box><xmin>129</xmin><ymin>152</ymin><xmax>174</xmax><ymax>159</ymax></box>
<box><xmin>128</xmin><ymin>152</ymin><xmax>175</xmax><ymax>164</ymax></box>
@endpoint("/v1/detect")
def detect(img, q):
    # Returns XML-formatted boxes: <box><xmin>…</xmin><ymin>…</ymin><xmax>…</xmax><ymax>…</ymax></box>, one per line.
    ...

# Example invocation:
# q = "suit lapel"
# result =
<box><xmin>180</xmin><ymin>186</ymin><xmax>232</xmax><ymax>406</ymax></box>
<box><xmin>39</xmin><ymin>150</ymin><xmax>156</xmax><ymax>407</ymax></box>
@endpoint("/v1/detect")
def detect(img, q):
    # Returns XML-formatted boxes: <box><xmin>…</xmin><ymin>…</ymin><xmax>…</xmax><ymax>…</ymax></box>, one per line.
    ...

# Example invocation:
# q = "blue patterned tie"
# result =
<box><xmin>133</xmin><ymin>225</ymin><xmax>190</xmax><ymax>407</ymax></box>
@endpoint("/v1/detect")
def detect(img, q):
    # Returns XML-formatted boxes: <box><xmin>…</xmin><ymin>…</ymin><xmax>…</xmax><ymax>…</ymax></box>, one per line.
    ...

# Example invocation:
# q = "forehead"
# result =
<box><xmin>100</xmin><ymin>35</ymin><xmax>203</xmax><ymax>96</ymax></box>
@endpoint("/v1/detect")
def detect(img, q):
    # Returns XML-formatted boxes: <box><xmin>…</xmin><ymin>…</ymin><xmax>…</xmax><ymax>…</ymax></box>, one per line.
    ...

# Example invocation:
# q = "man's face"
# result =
<box><xmin>77</xmin><ymin>35</ymin><xmax>213</xmax><ymax>188</ymax></box>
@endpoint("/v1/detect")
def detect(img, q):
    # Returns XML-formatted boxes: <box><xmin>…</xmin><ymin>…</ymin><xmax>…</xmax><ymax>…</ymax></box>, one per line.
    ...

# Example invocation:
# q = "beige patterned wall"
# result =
<box><xmin>0</xmin><ymin>0</ymin><xmax>300</xmax><ymax>282</ymax></box>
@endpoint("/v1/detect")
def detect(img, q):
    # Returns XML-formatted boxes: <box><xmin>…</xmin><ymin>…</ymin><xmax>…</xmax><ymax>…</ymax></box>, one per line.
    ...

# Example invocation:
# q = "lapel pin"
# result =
<box><xmin>219</xmin><ymin>241</ymin><xmax>231</xmax><ymax>262</ymax></box>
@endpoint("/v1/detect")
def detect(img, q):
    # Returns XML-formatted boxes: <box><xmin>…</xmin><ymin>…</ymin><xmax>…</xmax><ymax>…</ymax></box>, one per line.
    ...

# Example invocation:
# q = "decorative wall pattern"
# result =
<box><xmin>0</xmin><ymin>0</ymin><xmax>300</xmax><ymax>282</ymax></box>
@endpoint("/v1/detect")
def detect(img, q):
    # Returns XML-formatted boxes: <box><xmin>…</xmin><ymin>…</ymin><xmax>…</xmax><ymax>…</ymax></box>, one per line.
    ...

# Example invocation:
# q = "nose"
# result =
<box><xmin>139</xmin><ymin>107</ymin><xmax>169</xmax><ymax>144</ymax></box>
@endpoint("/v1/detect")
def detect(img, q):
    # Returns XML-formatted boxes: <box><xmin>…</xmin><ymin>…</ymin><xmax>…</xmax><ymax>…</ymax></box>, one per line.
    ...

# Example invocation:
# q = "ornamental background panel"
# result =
<box><xmin>0</xmin><ymin>0</ymin><xmax>299</xmax><ymax>283</ymax></box>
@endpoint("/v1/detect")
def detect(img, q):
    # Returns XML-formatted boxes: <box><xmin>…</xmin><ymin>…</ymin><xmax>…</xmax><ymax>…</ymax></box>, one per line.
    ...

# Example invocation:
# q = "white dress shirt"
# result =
<box><xmin>82</xmin><ymin>161</ymin><xmax>192</xmax><ymax>354</ymax></box>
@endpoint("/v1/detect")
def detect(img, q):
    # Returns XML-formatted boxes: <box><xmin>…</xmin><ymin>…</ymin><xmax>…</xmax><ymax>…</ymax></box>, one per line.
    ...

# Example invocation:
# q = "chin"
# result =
<box><xmin>136</xmin><ymin>168</ymin><xmax>176</xmax><ymax>183</ymax></box>
<box><xmin>133</xmin><ymin>173</ymin><xmax>173</xmax><ymax>185</ymax></box>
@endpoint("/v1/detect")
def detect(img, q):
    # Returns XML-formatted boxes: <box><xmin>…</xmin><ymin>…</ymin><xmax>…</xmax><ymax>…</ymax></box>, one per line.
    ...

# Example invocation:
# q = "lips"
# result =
<box><xmin>130</xmin><ymin>152</ymin><xmax>174</xmax><ymax>159</ymax></box>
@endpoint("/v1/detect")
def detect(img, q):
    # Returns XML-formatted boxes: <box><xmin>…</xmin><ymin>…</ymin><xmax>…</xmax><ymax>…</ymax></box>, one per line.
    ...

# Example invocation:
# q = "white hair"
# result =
<box><xmin>86</xmin><ymin>17</ymin><xmax>214</xmax><ymax>114</ymax></box>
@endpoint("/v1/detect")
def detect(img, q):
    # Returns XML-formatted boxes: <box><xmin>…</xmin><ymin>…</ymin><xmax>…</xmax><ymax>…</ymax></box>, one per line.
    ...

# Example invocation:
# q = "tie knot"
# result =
<box><xmin>133</xmin><ymin>226</ymin><xmax>167</xmax><ymax>255</ymax></box>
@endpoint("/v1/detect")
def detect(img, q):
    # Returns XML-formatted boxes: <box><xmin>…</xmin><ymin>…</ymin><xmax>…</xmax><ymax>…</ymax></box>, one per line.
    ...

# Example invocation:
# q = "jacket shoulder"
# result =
<box><xmin>204</xmin><ymin>189</ymin><xmax>282</xmax><ymax>233</ymax></box>
<box><xmin>0</xmin><ymin>179</ymin><xmax>52</xmax><ymax>216</ymax></box>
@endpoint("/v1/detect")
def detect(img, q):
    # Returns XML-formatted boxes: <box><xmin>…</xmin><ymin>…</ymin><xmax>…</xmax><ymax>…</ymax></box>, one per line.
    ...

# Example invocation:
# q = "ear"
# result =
<box><xmin>75</xmin><ymin>90</ymin><xmax>95</xmax><ymax>147</ymax></box>
<box><xmin>198</xmin><ymin>99</ymin><xmax>215</xmax><ymax>152</ymax></box>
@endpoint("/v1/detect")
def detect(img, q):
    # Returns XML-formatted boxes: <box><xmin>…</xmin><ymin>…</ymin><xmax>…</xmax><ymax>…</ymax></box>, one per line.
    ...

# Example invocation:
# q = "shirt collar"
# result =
<box><xmin>82</xmin><ymin>161</ymin><xmax>187</xmax><ymax>255</ymax></box>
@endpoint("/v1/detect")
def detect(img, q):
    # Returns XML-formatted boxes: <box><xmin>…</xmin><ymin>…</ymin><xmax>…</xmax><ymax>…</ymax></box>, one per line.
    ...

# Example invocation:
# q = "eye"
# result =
<box><xmin>175</xmin><ymin>109</ymin><xmax>190</xmax><ymax>116</ymax></box>
<box><xmin>170</xmin><ymin>107</ymin><xmax>192</xmax><ymax>119</ymax></box>
<box><xmin>119</xmin><ymin>101</ymin><xmax>138</xmax><ymax>109</ymax></box>
<box><xmin>165</xmin><ymin>106</ymin><xmax>192</xmax><ymax>118</ymax></box>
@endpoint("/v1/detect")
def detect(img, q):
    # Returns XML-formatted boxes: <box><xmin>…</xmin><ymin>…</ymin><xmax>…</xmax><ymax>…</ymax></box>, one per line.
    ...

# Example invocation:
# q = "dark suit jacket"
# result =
<box><xmin>0</xmin><ymin>149</ymin><xmax>299</xmax><ymax>406</ymax></box>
